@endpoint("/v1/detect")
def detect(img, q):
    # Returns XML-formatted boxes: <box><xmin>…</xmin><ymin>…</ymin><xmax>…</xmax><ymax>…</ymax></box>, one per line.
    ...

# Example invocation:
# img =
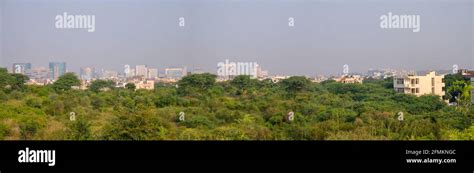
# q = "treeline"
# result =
<box><xmin>0</xmin><ymin>68</ymin><xmax>472</xmax><ymax>140</ymax></box>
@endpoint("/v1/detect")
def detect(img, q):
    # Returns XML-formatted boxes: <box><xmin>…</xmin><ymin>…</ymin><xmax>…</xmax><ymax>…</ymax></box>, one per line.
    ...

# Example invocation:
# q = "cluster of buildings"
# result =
<box><xmin>10</xmin><ymin>62</ymin><xmax>189</xmax><ymax>90</ymax></box>
<box><xmin>366</xmin><ymin>68</ymin><xmax>414</xmax><ymax>79</ymax></box>
<box><xmin>7</xmin><ymin>62</ymin><xmax>474</xmax><ymax>103</ymax></box>
<box><xmin>12</xmin><ymin>62</ymin><xmax>66</xmax><ymax>85</ymax></box>
<box><xmin>79</xmin><ymin>65</ymin><xmax>188</xmax><ymax>90</ymax></box>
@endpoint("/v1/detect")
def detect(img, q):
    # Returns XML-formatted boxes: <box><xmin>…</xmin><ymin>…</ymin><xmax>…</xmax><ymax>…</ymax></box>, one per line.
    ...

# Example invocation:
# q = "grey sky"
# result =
<box><xmin>0</xmin><ymin>0</ymin><xmax>472</xmax><ymax>76</ymax></box>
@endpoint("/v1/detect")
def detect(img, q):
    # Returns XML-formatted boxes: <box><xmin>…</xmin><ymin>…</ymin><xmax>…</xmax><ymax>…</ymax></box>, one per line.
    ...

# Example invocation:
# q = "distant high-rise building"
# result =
<box><xmin>94</xmin><ymin>68</ymin><xmax>103</xmax><ymax>79</ymax></box>
<box><xmin>255</xmin><ymin>64</ymin><xmax>268</xmax><ymax>78</ymax></box>
<box><xmin>124</xmin><ymin>64</ymin><xmax>136</xmax><ymax>78</ymax></box>
<box><xmin>135</xmin><ymin>65</ymin><xmax>147</xmax><ymax>78</ymax></box>
<box><xmin>26</xmin><ymin>67</ymin><xmax>49</xmax><ymax>82</ymax></box>
<box><xmin>12</xmin><ymin>63</ymin><xmax>32</xmax><ymax>74</ymax></box>
<box><xmin>124</xmin><ymin>65</ymin><xmax>130</xmax><ymax>74</ymax></box>
<box><xmin>49</xmin><ymin>62</ymin><xmax>66</xmax><ymax>80</ymax></box>
<box><xmin>103</xmin><ymin>70</ymin><xmax>118</xmax><ymax>79</ymax></box>
<box><xmin>80</xmin><ymin>67</ymin><xmax>94</xmax><ymax>81</ymax></box>
<box><xmin>165</xmin><ymin>67</ymin><xmax>187</xmax><ymax>80</ymax></box>
<box><xmin>147</xmin><ymin>68</ymin><xmax>158</xmax><ymax>79</ymax></box>
<box><xmin>130</xmin><ymin>69</ymin><xmax>136</xmax><ymax>78</ymax></box>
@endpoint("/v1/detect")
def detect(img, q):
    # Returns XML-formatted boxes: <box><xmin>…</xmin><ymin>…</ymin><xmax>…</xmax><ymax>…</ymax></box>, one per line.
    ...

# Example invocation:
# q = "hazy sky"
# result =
<box><xmin>0</xmin><ymin>0</ymin><xmax>473</xmax><ymax>75</ymax></box>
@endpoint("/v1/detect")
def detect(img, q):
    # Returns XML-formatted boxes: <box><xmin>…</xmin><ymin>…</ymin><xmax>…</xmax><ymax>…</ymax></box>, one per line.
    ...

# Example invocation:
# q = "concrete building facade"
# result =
<box><xmin>393</xmin><ymin>71</ymin><xmax>445</xmax><ymax>97</ymax></box>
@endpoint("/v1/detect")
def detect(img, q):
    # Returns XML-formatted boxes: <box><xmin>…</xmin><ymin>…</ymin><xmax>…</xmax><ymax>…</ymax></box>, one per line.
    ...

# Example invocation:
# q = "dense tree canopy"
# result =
<box><xmin>0</xmin><ymin>73</ymin><xmax>472</xmax><ymax>140</ymax></box>
<box><xmin>52</xmin><ymin>72</ymin><xmax>81</xmax><ymax>92</ymax></box>
<box><xmin>125</xmin><ymin>83</ymin><xmax>136</xmax><ymax>91</ymax></box>
<box><xmin>444</xmin><ymin>73</ymin><xmax>468</xmax><ymax>89</ymax></box>
<box><xmin>89</xmin><ymin>80</ymin><xmax>116</xmax><ymax>93</ymax></box>
<box><xmin>0</xmin><ymin>68</ymin><xmax>29</xmax><ymax>91</ymax></box>
<box><xmin>447</xmin><ymin>80</ymin><xmax>471</xmax><ymax>103</ymax></box>
<box><xmin>280</xmin><ymin>76</ymin><xmax>312</xmax><ymax>93</ymax></box>
<box><xmin>177</xmin><ymin>73</ymin><xmax>217</xmax><ymax>96</ymax></box>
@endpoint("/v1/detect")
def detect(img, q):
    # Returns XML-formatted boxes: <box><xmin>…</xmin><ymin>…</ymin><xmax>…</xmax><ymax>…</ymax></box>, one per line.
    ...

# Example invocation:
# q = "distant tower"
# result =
<box><xmin>12</xmin><ymin>63</ymin><xmax>32</xmax><ymax>74</ymax></box>
<box><xmin>135</xmin><ymin>65</ymin><xmax>148</xmax><ymax>78</ymax></box>
<box><xmin>124</xmin><ymin>64</ymin><xmax>131</xmax><ymax>77</ymax></box>
<box><xmin>80</xmin><ymin>67</ymin><xmax>94</xmax><ymax>81</ymax></box>
<box><xmin>124</xmin><ymin>64</ymin><xmax>130</xmax><ymax>74</ymax></box>
<box><xmin>49</xmin><ymin>62</ymin><xmax>66</xmax><ymax>80</ymax></box>
<box><xmin>147</xmin><ymin>68</ymin><xmax>158</xmax><ymax>79</ymax></box>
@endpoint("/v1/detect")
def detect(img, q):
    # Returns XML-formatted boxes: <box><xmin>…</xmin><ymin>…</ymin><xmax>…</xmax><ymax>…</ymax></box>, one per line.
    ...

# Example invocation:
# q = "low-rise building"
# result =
<box><xmin>334</xmin><ymin>75</ymin><xmax>363</xmax><ymax>84</ymax></box>
<box><xmin>270</xmin><ymin>75</ymin><xmax>290</xmax><ymax>83</ymax></box>
<box><xmin>134</xmin><ymin>80</ymin><xmax>154</xmax><ymax>90</ymax></box>
<box><xmin>311</xmin><ymin>75</ymin><xmax>328</xmax><ymax>83</ymax></box>
<box><xmin>393</xmin><ymin>71</ymin><xmax>445</xmax><ymax>97</ymax></box>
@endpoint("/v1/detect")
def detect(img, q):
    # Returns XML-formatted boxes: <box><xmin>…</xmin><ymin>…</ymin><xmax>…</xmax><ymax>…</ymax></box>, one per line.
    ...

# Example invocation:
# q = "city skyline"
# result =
<box><xmin>4</xmin><ymin>60</ymin><xmax>469</xmax><ymax>80</ymax></box>
<box><xmin>1</xmin><ymin>0</ymin><xmax>473</xmax><ymax>75</ymax></box>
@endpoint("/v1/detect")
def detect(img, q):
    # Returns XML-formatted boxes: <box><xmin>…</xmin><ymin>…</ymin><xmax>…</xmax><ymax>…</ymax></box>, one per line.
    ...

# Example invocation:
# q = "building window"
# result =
<box><xmin>411</xmin><ymin>79</ymin><xmax>415</xmax><ymax>85</ymax></box>
<box><xmin>397</xmin><ymin>88</ymin><xmax>404</xmax><ymax>93</ymax></box>
<box><xmin>416</xmin><ymin>88</ymin><xmax>419</xmax><ymax>93</ymax></box>
<box><xmin>411</xmin><ymin>88</ymin><xmax>416</xmax><ymax>93</ymax></box>
<box><xmin>431</xmin><ymin>87</ymin><xmax>435</xmax><ymax>94</ymax></box>
<box><xmin>396</xmin><ymin>79</ymin><xmax>404</xmax><ymax>84</ymax></box>
<box><xmin>415</xmin><ymin>78</ymin><xmax>419</xmax><ymax>84</ymax></box>
<box><xmin>431</xmin><ymin>78</ymin><xmax>435</xmax><ymax>86</ymax></box>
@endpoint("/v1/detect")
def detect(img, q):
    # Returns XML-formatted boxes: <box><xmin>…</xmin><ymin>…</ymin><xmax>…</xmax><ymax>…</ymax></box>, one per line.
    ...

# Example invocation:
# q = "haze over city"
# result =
<box><xmin>0</xmin><ymin>0</ymin><xmax>473</xmax><ymax>75</ymax></box>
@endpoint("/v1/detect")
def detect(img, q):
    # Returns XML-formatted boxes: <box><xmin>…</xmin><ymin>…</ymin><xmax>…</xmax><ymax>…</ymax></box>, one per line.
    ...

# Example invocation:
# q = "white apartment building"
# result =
<box><xmin>147</xmin><ymin>68</ymin><xmax>158</xmax><ymax>79</ymax></box>
<box><xmin>135</xmin><ymin>65</ymin><xmax>148</xmax><ymax>78</ymax></box>
<box><xmin>393</xmin><ymin>71</ymin><xmax>445</xmax><ymax>97</ymax></box>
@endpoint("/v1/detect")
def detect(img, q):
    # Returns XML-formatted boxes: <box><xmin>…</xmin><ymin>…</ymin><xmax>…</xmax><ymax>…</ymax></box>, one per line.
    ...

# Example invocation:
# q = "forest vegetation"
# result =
<box><xmin>0</xmin><ymin>67</ymin><xmax>472</xmax><ymax>140</ymax></box>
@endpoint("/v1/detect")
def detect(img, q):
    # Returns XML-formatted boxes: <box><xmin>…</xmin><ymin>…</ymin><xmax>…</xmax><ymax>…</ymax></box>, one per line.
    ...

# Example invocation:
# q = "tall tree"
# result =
<box><xmin>0</xmin><ymin>68</ymin><xmax>15</xmax><ymax>90</ymax></box>
<box><xmin>230</xmin><ymin>75</ymin><xmax>257</xmax><ymax>95</ymax></box>
<box><xmin>280</xmin><ymin>76</ymin><xmax>311</xmax><ymax>93</ymax></box>
<box><xmin>89</xmin><ymin>80</ymin><xmax>115</xmax><ymax>92</ymax></box>
<box><xmin>177</xmin><ymin>73</ymin><xmax>216</xmax><ymax>96</ymax></box>
<box><xmin>444</xmin><ymin>73</ymin><xmax>469</xmax><ymax>89</ymax></box>
<box><xmin>10</xmin><ymin>73</ymin><xmax>29</xmax><ymax>91</ymax></box>
<box><xmin>447</xmin><ymin>80</ymin><xmax>472</xmax><ymax>103</ymax></box>
<box><xmin>125</xmin><ymin>83</ymin><xmax>136</xmax><ymax>90</ymax></box>
<box><xmin>52</xmin><ymin>72</ymin><xmax>80</xmax><ymax>92</ymax></box>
